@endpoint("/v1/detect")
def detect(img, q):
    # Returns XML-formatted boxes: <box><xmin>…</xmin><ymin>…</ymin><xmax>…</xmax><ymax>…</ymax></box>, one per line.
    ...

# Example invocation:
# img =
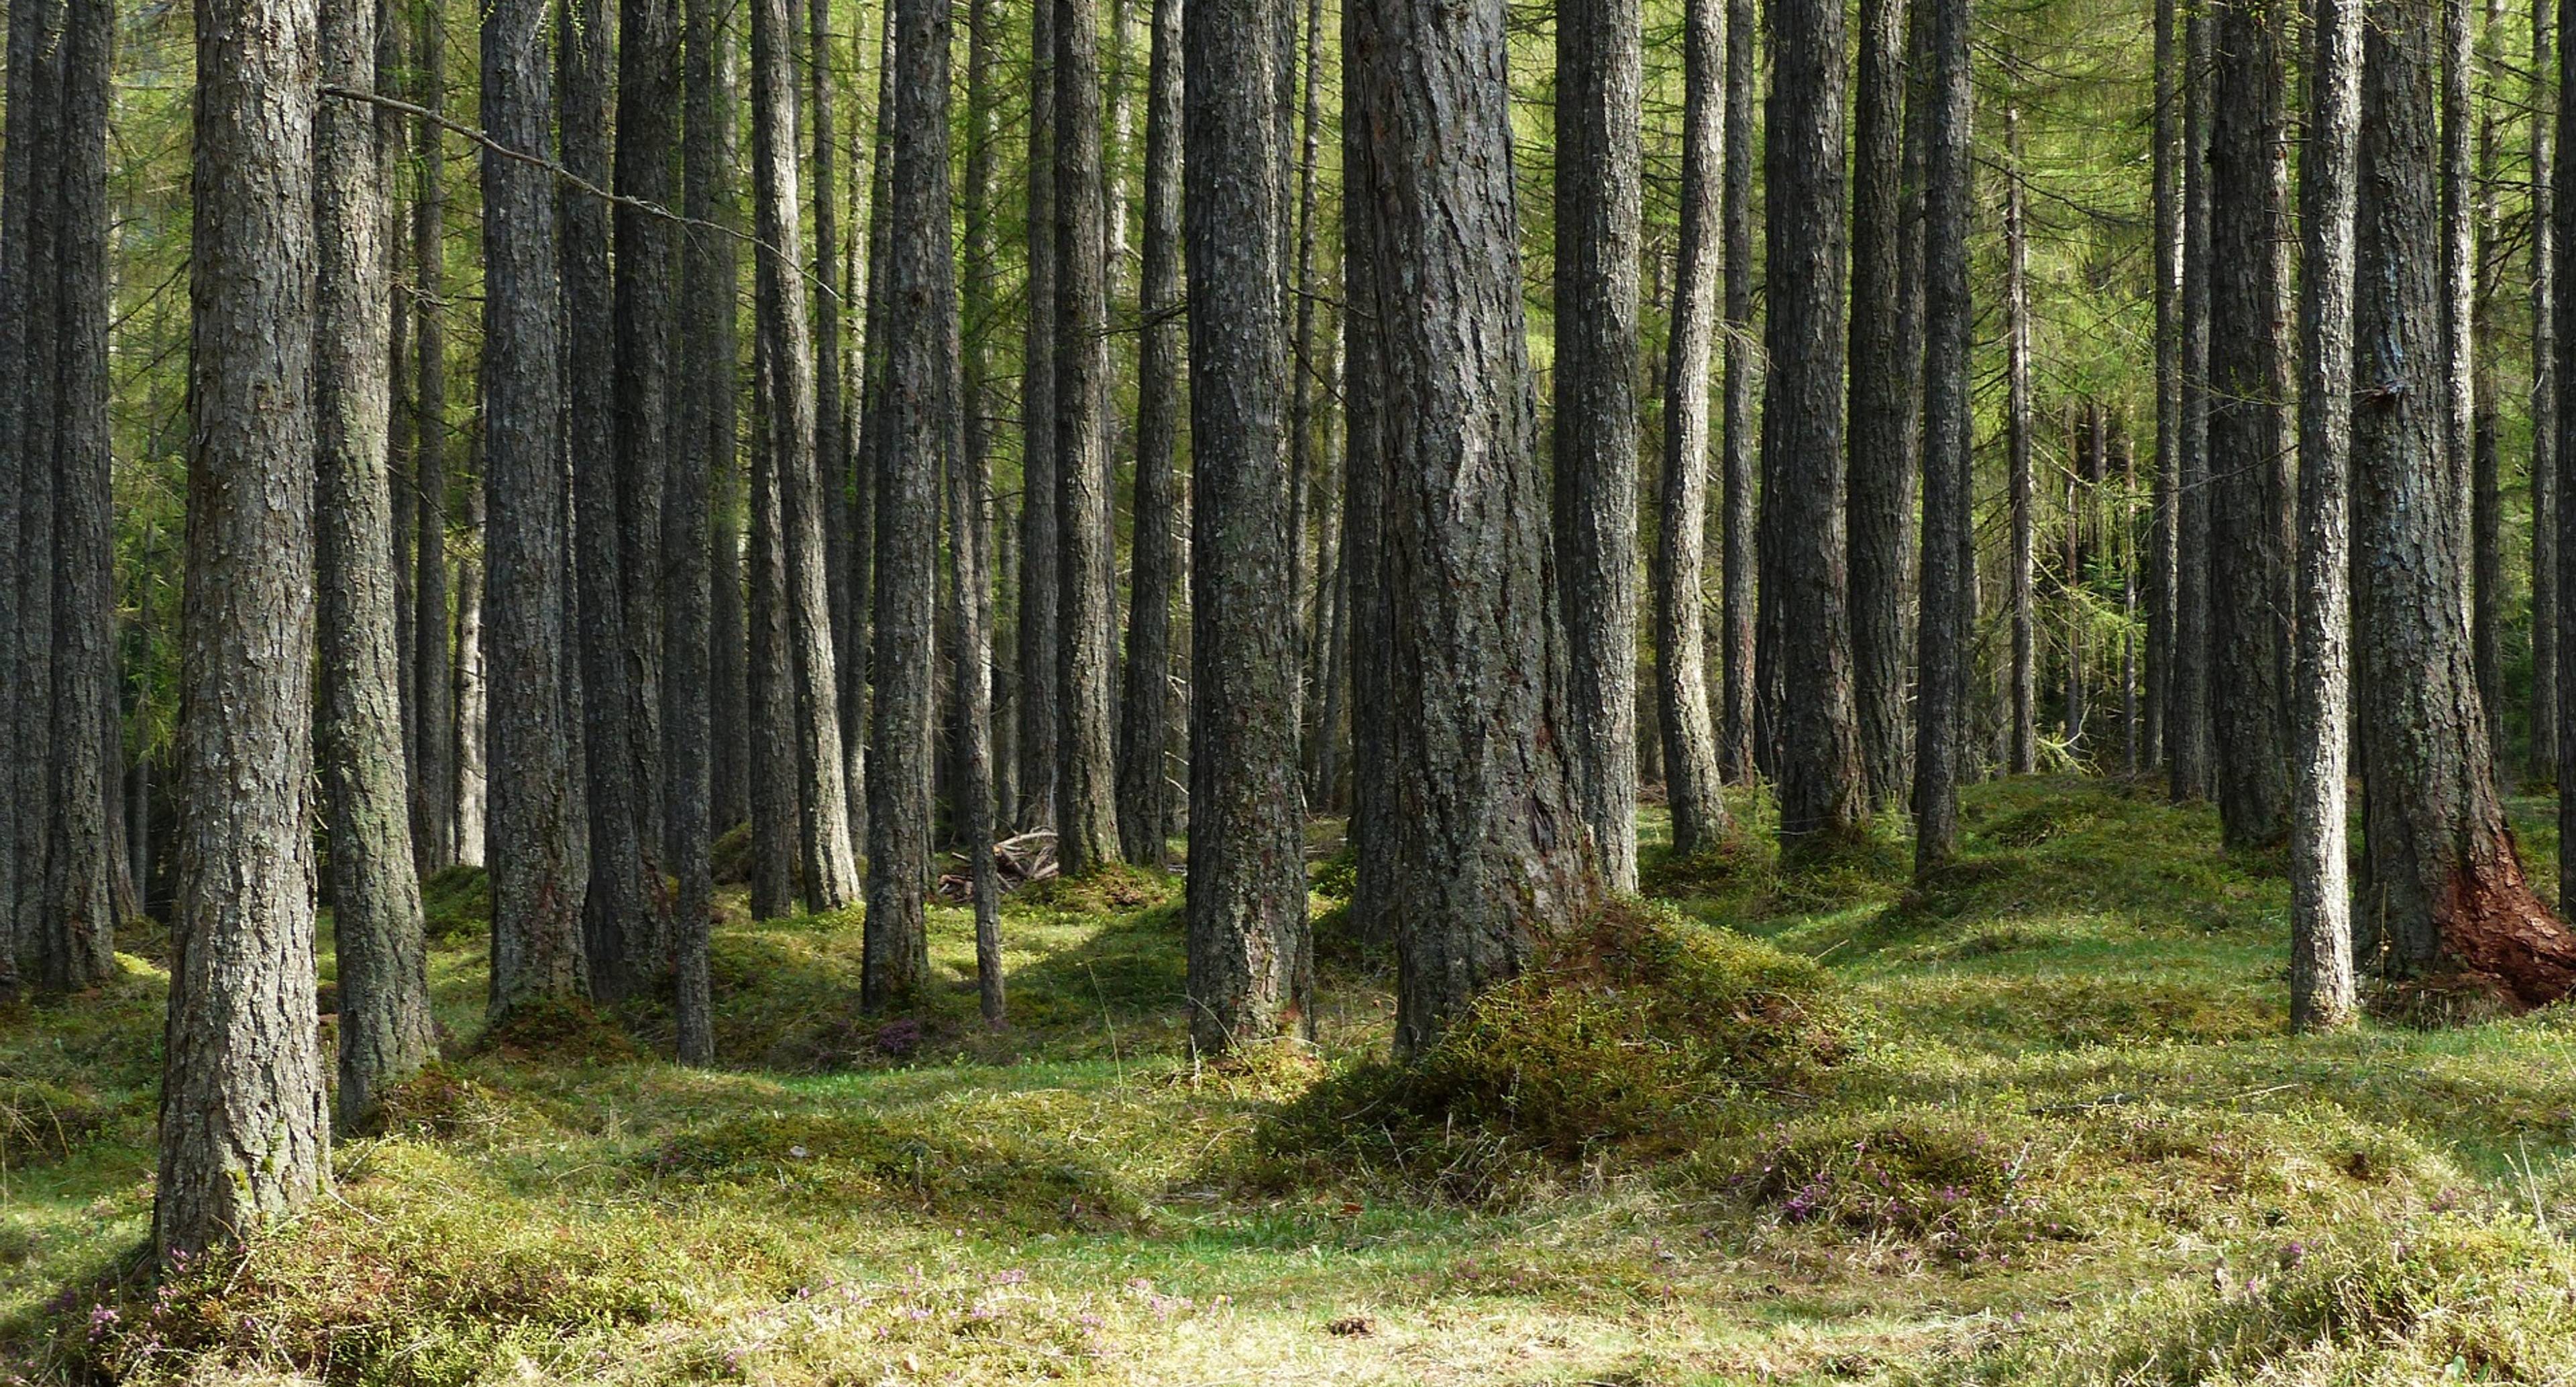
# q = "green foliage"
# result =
<box><xmin>417</xmin><ymin>865</ymin><xmax>491</xmax><ymax>944</ymax></box>
<box><xmin>1016</xmin><ymin>863</ymin><xmax>1179</xmax><ymax>917</ymax></box>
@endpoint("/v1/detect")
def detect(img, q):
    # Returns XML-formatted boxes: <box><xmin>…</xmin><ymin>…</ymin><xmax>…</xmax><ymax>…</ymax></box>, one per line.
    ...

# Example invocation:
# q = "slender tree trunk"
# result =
<box><xmin>709</xmin><ymin>35</ymin><xmax>753</xmax><ymax>844</ymax></box>
<box><xmin>620</xmin><ymin>0</ymin><xmax>682</xmax><ymax>883</ymax></box>
<box><xmin>2471</xmin><ymin>0</ymin><xmax>2506</xmax><ymax>771</ymax></box>
<box><xmin>484</xmin><ymin>0</ymin><xmax>586</xmax><ymax>1015</ymax></box>
<box><xmin>1055</xmin><ymin>0</ymin><xmax>1125</xmax><ymax>875</ymax></box>
<box><xmin>2536</xmin><ymin>0</ymin><xmax>2561</xmax><ymax>783</ymax></box>
<box><xmin>0</xmin><ymin>0</ymin><xmax>60</xmax><ymax>1002</ymax></box>
<box><xmin>811</xmin><ymin>0</ymin><xmax>851</xmax><ymax>849</ymax></box>
<box><xmin>1553</xmin><ymin>0</ymin><xmax>1644</xmax><ymax>886</ymax></box>
<box><xmin>2292</xmin><ymin>0</ymin><xmax>2363</xmax><ymax>1032</ymax></box>
<box><xmin>846</xmin><ymin>11</ymin><xmax>894</xmax><ymax>867</ymax></box>
<box><xmin>2361</xmin><ymin>0</ymin><xmax>2576</xmax><ymax>1007</ymax></box>
<box><xmin>319</xmin><ymin>0</ymin><xmax>435</xmax><ymax>1121</ymax></box>
<box><xmin>1018</xmin><ymin>0</ymin><xmax>1063</xmax><ymax>829</ymax></box>
<box><xmin>1283</xmin><ymin>0</ymin><xmax>1324</xmax><ymax>755</ymax></box>
<box><xmin>160</xmin><ymin>0</ymin><xmax>331</xmax><ymax>1256</ymax></box>
<box><xmin>7</xmin><ymin>0</ymin><xmax>63</xmax><ymax>1001</ymax></box>
<box><xmin>2207</xmin><ymin>0</ymin><xmax>2296</xmax><ymax>848</ymax></box>
<box><xmin>1846</xmin><ymin>0</ymin><xmax>1913</xmax><ymax>808</ymax></box>
<box><xmin>413</xmin><ymin>0</ymin><xmax>456</xmax><ymax>875</ymax></box>
<box><xmin>1912</xmin><ymin>0</ymin><xmax>1974</xmax><ymax>871</ymax></box>
<box><xmin>748</xmin><ymin>339</ymin><xmax>802</xmax><ymax>922</ymax></box>
<box><xmin>1352</xmin><ymin>0</ymin><xmax>1603</xmax><ymax>1053</ymax></box>
<box><xmin>1119</xmin><ymin>0</ymin><xmax>1185</xmax><ymax>867</ymax></box>
<box><xmin>455</xmin><ymin>485</ymin><xmax>489</xmax><ymax>867</ymax></box>
<box><xmin>1656</xmin><ymin>0</ymin><xmax>1728</xmax><ymax>858</ymax></box>
<box><xmin>2006</xmin><ymin>101</ymin><xmax>2037</xmax><ymax>775</ymax></box>
<box><xmin>2171</xmin><ymin>7</ymin><xmax>2216</xmax><ymax>799</ymax></box>
<box><xmin>1185</xmin><ymin>0</ymin><xmax>1308</xmax><ymax>1053</ymax></box>
<box><xmin>2149</xmin><ymin>0</ymin><xmax>2181</xmax><ymax>770</ymax></box>
<box><xmin>960</xmin><ymin>0</ymin><xmax>1008</xmax><ymax>1029</ymax></box>
<box><xmin>752</xmin><ymin>0</ymin><xmax>863</xmax><ymax>911</ymax></box>
<box><xmin>1342</xmin><ymin>0</ymin><xmax>1394</xmax><ymax>946</ymax></box>
<box><xmin>1717</xmin><ymin>0</ymin><xmax>1757</xmax><ymax>784</ymax></box>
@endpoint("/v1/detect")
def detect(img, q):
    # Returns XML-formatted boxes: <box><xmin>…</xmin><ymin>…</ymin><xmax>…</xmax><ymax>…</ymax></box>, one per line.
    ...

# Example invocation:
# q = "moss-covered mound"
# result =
<box><xmin>1251</xmin><ymin>899</ymin><xmax>1850</xmax><ymax>1202</ymax></box>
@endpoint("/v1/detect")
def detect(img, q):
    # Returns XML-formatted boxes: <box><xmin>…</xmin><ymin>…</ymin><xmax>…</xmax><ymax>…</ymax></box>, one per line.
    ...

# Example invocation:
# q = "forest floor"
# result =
<box><xmin>7</xmin><ymin>777</ymin><xmax>2576</xmax><ymax>1385</ymax></box>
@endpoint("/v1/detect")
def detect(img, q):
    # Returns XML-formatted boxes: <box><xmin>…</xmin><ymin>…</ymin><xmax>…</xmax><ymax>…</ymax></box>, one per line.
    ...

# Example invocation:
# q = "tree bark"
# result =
<box><xmin>1018</xmin><ymin>0</ymin><xmax>1063</xmax><ymax>830</ymax></box>
<box><xmin>1350</xmin><ymin>0</ymin><xmax>1602</xmax><ymax>1054</ymax></box>
<box><xmin>2360</xmin><ymin>0</ymin><xmax>2576</xmax><ymax>1008</ymax></box>
<box><xmin>319</xmin><ymin>0</ymin><xmax>436</xmax><ymax>1119</ymax></box>
<box><xmin>1185</xmin><ymin>0</ymin><xmax>1308</xmax><ymax>1054</ymax></box>
<box><xmin>5</xmin><ymin>0</ymin><xmax>64</xmax><ymax>1003</ymax></box>
<box><xmin>2536</xmin><ymin>0</ymin><xmax>2561</xmax><ymax>783</ymax></box>
<box><xmin>1055</xmin><ymin>0</ymin><xmax>1125</xmax><ymax>875</ymax></box>
<box><xmin>413</xmin><ymin>0</ymin><xmax>457</xmax><ymax>875</ymax></box>
<box><xmin>960</xmin><ymin>0</ymin><xmax>1008</xmax><ymax>1029</ymax></box>
<box><xmin>455</xmin><ymin>484</ymin><xmax>488</xmax><ymax>867</ymax></box>
<box><xmin>484</xmin><ymin>0</ymin><xmax>586</xmax><ymax>1015</ymax></box>
<box><xmin>1846</xmin><ymin>0</ymin><xmax>1913</xmax><ymax>808</ymax></box>
<box><xmin>2292</xmin><ymin>0</ymin><xmax>2363</xmax><ymax>1031</ymax></box>
<box><xmin>2006</xmin><ymin>101</ymin><xmax>2037</xmax><ymax>776</ymax></box>
<box><xmin>1119</xmin><ymin>0</ymin><xmax>1185</xmax><ymax>868</ymax></box>
<box><xmin>2148</xmin><ymin>0</ymin><xmax>2182</xmax><ymax>771</ymax></box>
<box><xmin>1656</xmin><ymin>0</ymin><xmax>1728</xmax><ymax>858</ymax></box>
<box><xmin>1342</xmin><ymin>0</ymin><xmax>1394</xmax><ymax>948</ymax></box>
<box><xmin>1913</xmin><ymin>0</ymin><xmax>1974</xmax><ymax>872</ymax></box>
<box><xmin>0</xmin><ymin>0</ymin><xmax>60</xmax><ymax>1002</ymax></box>
<box><xmin>160</xmin><ymin>0</ymin><xmax>331</xmax><ymax>1255</ymax></box>
<box><xmin>621</xmin><ymin>0</ymin><xmax>683</xmax><ymax>879</ymax></box>
<box><xmin>1553</xmin><ymin>0</ymin><xmax>1644</xmax><ymax>887</ymax></box>
<box><xmin>1717</xmin><ymin>0</ymin><xmax>1757</xmax><ymax>783</ymax></box>
<box><xmin>2170</xmin><ymin>7</ymin><xmax>2216</xmax><ymax>799</ymax></box>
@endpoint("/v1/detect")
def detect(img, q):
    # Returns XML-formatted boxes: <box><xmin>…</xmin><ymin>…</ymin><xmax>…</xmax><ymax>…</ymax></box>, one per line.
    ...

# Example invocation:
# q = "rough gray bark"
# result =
<box><xmin>1655</xmin><ymin>0</ymin><xmax>1727</xmax><ymax>859</ymax></box>
<box><xmin>1055</xmin><ymin>0</ymin><xmax>1125</xmax><ymax>877</ymax></box>
<box><xmin>484</xmin><ymin>0</ymin><xmax>586</xmax><ymax>1015</ymax></box>
<box><xmin>561</xmin><ymin>0</ymin><xmax>657</xmax><ymax>1000</ymax></box>
<box><xmin>1846</xmin><ymin>0</ymin><xmax>1913</xmax><ymax>808</ymax></box>
<box><xmin>2361</xmin><ymin>0</ymin><xmax>2576</xmax><ymax>1007</ymax></box>
<box><xmin>2536</xmin><ymin>0</ymin><xmax>2560</xmax><ymax>782</ymax></box>
<box><xmin>752</xmin><ymin>0</ymin><xmax>862</xmax><ymax>911</ymax></box>
<box><xmin>708</xmin><ymin>26</ymin><xmax>752</xmax><ymax>844</ymax></box>
<box><xmin>961</xmin><ymin>0</ymin><xmax>1008</xmax><ymax>1029</ymax></box>
<box><xmin>620</xmin><ymin>0</ymin><xmax>683</xmax><ymax>877</ymax></box>
<box><xmin>1764</xmin><ymin>0</ymin><xmax>1865</xmax><ymax>846</ymax></box>
<box><xmin>5</xmin><ymin>0</ymin><xmax>65</xmax><ymax>1001</ymax></box>
<box><xmin>1185</xmin><ymin>0</ymin><xmax>1308</xmax><ymax>1054</ymax></box>
<box><xmin>319</xmin><ymin>0</ymin><xmax>435</xmax><ymax>1121</ymax></box>
<box><xmin>810</xmin><ymin>0</ymin><xmax>850</xmax><ymax>836</ymax></box>
<box><xmin>2292</xmin><ymin>0</ymin><xmax>2363</xmax><ymax>1032</ymax></box>
<box><xmin>864</xmin><ymin>0</ymin><xmax>952</xmax><ymax>1009</ymax></box>
<box><xmin>0</xmin><ymin>0</ymin><xmax>58</xmax><ymax>1002</ymax></box>
<box><xmin>1912</xmin><ymin>0</ymin><xmax>1974</xmax><ymax>872</ymax></box>
<box><xmin>1342</xmin><ymin>0</ymin><xmax>1394</xmax><ymax>949</ymax></box>
<box><xmin>1283</xmin><ymin>0</ymin><xmax>1325</xmax><ymax>756</ymax></box>
<box><xmin>1118</xmin><ymin>0</ymin><xmax>1185</xmax><ymax>869</ymax></box>
<box><xmin>845</xmin><ymin>11</ymin><xmax>892</xmax><ymax>869</ymax></box>
<box><xmin>2006</xmin><ymin>102</ymin><xmax>2037</xmax><ymax>776</ymax></box>
<box><xmin>1718</xmin><ymin>0</ymin><xmax>1756</xmax><ymax>783</ymax></box>
<box><xmin>159</xmin><ymin>0</ymin><xmax>331</xmax><ymax>1256</ymax></box>
<box><xmin>1018</xmin><ymin>0</ymin><xmax>1063</xmax><ymax>830</ymax></box>
<box><xmin>2170</xmin><ymin>7</ymin><xmax>2216</xmax><ymax>799</ymax></box>
<box><xmin>1350</xmin><ymin>0</ymin><xmax>1602</xmax><ymax>1054</ymax></box>
<box><xmin>1552</xmin><ymin>0</ymin><xmax>1644</xmax><ymax>888</ymax></box>
<box><xmin>2206</xmin><ymin>0</ymin><xmax>2296</xmax><ymax>848</ymax></box>
<box><xmin>412</xmin><ymin>0</ymin><xmax>456</xmax><ymax>875</ymax></box>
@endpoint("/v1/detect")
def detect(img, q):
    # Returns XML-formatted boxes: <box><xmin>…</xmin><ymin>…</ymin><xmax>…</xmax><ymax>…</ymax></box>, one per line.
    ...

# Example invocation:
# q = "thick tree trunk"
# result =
<box><xmin>0</xmin><ymin>0</ymin><xmax>60</xmax><ymax>1001</ymax></box>
<box><xmin>561</xmin><ymin>0</ymin><xmax>658</xmax><ymax>1000</ymax></box>
<box><xmin>621</xmin><ymin>0</ymin><xmax>683</xmax><ymax>881</ymax></box>
<box><xmin>160</xmin><ymin>0</ymin><xmax>330</xmax><ymax>1256</ymax></box>
<box><xmin>753</xmin><ymin>0</ymin><xmax>863</xmax><ymax>911</ymax></box>
<box><xmin>1119</xmin><ymin>0</ymin><xmax>1185</xmax><ymax>869</ymax></box>
<box><xmin>1185</xmin><ymin>0</ymin><xmax>1309</xmax><ymax>1054</ymax></box>
<box><xmin>1656</xmin><ymin>0</ymin><xmax>1728</xmax><ymax>858</ymax></box>
<box><xmin>1718</xmin><ymin>0</ymin><xmax>1758</xmax><ymax>784</ymax></box>
<box><xmin>2292</xmin><ymin>0</ymin><xmax>2363</xmax><ymax>1031</ymax></box>
<box><xmin>2361</xmin><ymin>0</ymin><xmax>2576</xmax><ymax>1007</ymax></box>
<box><xmin>413</xmin><ymin>0</ymin><xmax>456</xmax><ymax>875</ymax></box>
<box><xmin>6</xmin><ymin>0</ymin><xmax>64</xmax><ymax>1001</ymax></box>
<box><xmin>1342</xmin><ymin>0</ymin><xmax>1395</xmax><ymax>948</ymax></box>
<box><xmin>1055</xmin><ymin>0</ymin><xmax>1125</xmax><ymax>876</ymax></box>
<box><xmin>484</xmin><ymin>0</ymin><xmax>586</xmax><ymax>1014</ymax></box>
<box><xmin>864</xmin><ymin>0</ymin><xmax>953</xmax><ymax>1009</ymax></box>
<box><xmin>2207</xmin><ymin>0</ymin><xmax>2296</xmax><ymax>848</ymax></box>
<box><xmin>2006</xmin><ymin>102</ymin><xmax>2037</xmax><ymax>776</ymax></box>
<box><xmin>749</xmin><ymin>340</ymin><xmax>802</xmax><ymax>921</ymax></box>
<box><xmin>1765</xmin><ymin>0</ymin><xmax>1865</xmax><ymax>846</ymax></box>
<box><xmin>1553</xmin><ymin>0</ymin><xmax>1644</xmax><ymax>887</ymax></box>
<box><xmin>1351</xmin><ymin>0</ymin><xmax>1602</xmax><ymax>1054</ymax></box>
<box><xmin>2169</xmin><ymin>8</ymin><xmax>2216</xmax><ymax>799</ymax></box>
<box><xmin>1846</xmin><ymin>0</ymin><xmax>1913</xmax><ymax>808</ymax></box>
<box><xmin>1018</xmin><ymin>0</ymin><xmax>1063</xmax><ymax>830</ymax></box>
<box><xmin>1912</xmin><ymin>0</ymin><xmax>1974</xmax><ymax>871</ymax></box>
<box><xmin>319</xmin><ymin>0</ymin><xmax>435</xmax><ymax>1121</ymax></box>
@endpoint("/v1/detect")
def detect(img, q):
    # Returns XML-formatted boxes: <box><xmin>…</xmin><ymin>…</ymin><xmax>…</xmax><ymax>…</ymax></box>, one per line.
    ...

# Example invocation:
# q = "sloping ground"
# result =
<box><xmin>4</xmin><ymin>777</ymin><xmax>2573</xmax><ymax>1385</ymax></box>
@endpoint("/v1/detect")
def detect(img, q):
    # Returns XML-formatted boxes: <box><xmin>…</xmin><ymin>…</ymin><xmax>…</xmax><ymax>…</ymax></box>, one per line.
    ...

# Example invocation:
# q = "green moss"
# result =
<box><xmin>419</xmin><ymin>865</ymin><xmax>491</xmax><ymax>943</ymax></box>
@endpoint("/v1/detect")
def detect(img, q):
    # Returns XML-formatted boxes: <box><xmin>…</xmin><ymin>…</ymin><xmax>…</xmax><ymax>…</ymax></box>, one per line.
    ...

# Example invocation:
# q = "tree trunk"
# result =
<box><xmin>1342</xmin><ymin>0</ymin><xmax>1394</xmax><ymax>947</ymax></box>
<box><xmin>2359</xmin><ymin>0</ymin><xmax>2576</xmax><ymax>1007</ymax></box>
<box><xmin>484</xmin><ymin>0</ymin><xmax>586</xmax><ymax>1015</ymax></box>
<box><xmin>752</xmin><ymin>0</ymin><xmax>863</xmax><ymax>911</ymax></box>
<box><xmin>319</xmin><ymin>0</ymin><xmax>436</xmax><ymax>1121</ymax></box>
<box><xmin>2535</xmin><ymin>0</ymin><xmax>2561</xmax><ymax>783</ymax></box>
<box><xmin>1553</xmin><ymin>0</ymin><xmax>1644</xmax><ymax>887</ymax></box>
<box><xmin>2472</xmin><ymin>0</ymin><xmax>2505</xmax><ymax>773</ymax></box>
<box><xmin>865</xmin><ymin>0</ymin><xmax>953</xmax><ymax>1009</ymax></box>
<box><xmin>2169</xmin><ymin>7</ymin><xmax>2216</xmax><ymax>799</ymax></box>
<box><xmin>2207</xmin><ymin>0</ymin><xmax>2296</xmax><ymax>848</ymax></box>
<box><xmin>1656</xmin><ymin>0</ymin><xmax>1728</xmax><ymax>858</ymax></box>
<box><xmin>2006</xmin><ymin>101</ymin><xmax>2037</xmax><ymax>776</ymax></box>
<box><xmin>0</xmin><ymin>0</ymin><xmax>58</xmax><ymax>1001</ymax></box>
<box><xmin>2148</xmin><ymin>0</ymin><xmax>2181</xmax><ymax>770</ymax></box>
<box><xmin>1765</xmin><ymin>0</ymin><xmax>1864</xmax><ymax>846</ymax></box>
<box><xmin>960</xmin><ymin>0</ymin><xmax>1008</xmax><ymax>1029</ymax></box>
<box><xmin>159</xmin><ymin>0</ymin><xmax>330</xmax><ymax>1255</ymax></box>
<box><xmin>1912</xmin><ymin>0</ymin><xmax>1974</xmax><ymax>872</ymax></box>
<box><xmin>413</xmin><ymin>0</ymin><xmax>456</xmax><ymax>875</ymax></box>
<box><xmin>1846</xmin><ymin>0</ymin><xmax>1913</xmax><ymax>808</ymax></box>
<box><xmin>455</xmin><ymin>484</ymin><xmax>489</xmax><ymax>867</ymax></box>
<box><xmin>1717</xmin><ymin>0</ymin><xmax>1757</xmax><ymax>784</ymax></box>
<box><xmin>5</xmin><ymin>0</ymin><xmax>64</xmax><ymax>1003</ymax></box>
<box><xmin>748</xmin><ymin>337</ymin><xmax>802</xmax><ymax>921</ymax></box>
<box><xmin>1184</xmin><ymin>0</ymin><xmax>1308</xmax><ymax>1054</ymax></box>
<box><xmin>2292</xmin><ymin>0</ymin><xmax>2363</xmax><ymax>1031</ymax></box>
<box><xmin>621</xmin><ymin>0</ymin><xmax>683</xmax><ymax>881</ymax></box>
<box><xmin>1284</xmin><ymin>0</ymin><xmax>1324</xmax><ymax>757</ymax></box>
<box><xmin>810</xmin><ymin>0</ymin><xmax>853</xmax><ymax>865</ymax></box>
<box><xmin>1119</xmin><ymin>0</ymin><xmax>1185</xmax><ymax>868</ymax></box>
<box><xmin>1018</xmin><ymin>0</ymin><xmax>1063</xmax><ymax>830</ymax></box>
<box><xmin>1055</xmin><ymin>0</ymin><xmax>1125</xmax><ymax>875</ymax></box>
<box><xmin>1350</xmin><ymin>0</ymin><xmax>1602</xmax><ymax>1054</ymax></box>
